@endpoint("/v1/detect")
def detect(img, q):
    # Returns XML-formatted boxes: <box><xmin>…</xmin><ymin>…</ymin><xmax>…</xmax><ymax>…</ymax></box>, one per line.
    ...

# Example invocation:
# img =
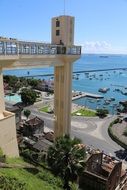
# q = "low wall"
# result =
<box><xmin>0</xmin><ymin>111</ymin><xmax>19</xmax><ymax>157</ymax></box>
<box><xmin>108</xmin><ymin>119</ymin><xmax>127</xmax><ymax>149</ymax></box>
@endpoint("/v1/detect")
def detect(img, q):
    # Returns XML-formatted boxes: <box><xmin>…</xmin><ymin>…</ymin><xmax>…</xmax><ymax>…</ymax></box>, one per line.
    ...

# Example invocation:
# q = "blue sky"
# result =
<box><xmin>0</xmin><ymin>0</ymin><xmax>127</xmax><ymax>54</ymax></box>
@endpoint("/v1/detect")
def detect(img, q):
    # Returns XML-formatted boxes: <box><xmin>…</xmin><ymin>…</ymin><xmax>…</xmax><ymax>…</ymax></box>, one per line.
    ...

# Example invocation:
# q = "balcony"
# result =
<box><xmin>0</xmin><ymin>38</ymin><xmax>81</xmax><ymax>56</ymax></box>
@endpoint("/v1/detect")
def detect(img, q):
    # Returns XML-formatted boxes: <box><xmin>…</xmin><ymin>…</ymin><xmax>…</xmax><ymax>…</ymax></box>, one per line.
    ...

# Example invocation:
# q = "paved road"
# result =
<box><xmin>29</xmin><ymin>106</ymin><xmax>122</xmax><ymax>157</ymax></box>
<box><xmin>6</xmin><ymin>100</ymin><xmax>123</xmax><ymax>157</ymax></box>
<box><xmin>71</xmin><ymin>119</ymin><xmax>121</xmax><ymax>156</ymax></box>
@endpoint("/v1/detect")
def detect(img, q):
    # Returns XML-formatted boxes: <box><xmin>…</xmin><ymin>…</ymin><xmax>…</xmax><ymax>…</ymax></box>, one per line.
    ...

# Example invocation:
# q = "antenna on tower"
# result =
<box><xmin>64</xmin><ymin>0</ymin><xmax>66</xmax><ymax>15</ymax></box>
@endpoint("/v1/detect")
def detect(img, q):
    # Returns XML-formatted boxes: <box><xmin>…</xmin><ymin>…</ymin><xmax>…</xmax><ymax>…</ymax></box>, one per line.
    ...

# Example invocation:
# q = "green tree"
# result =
<box><xmin>20</xmin><ymin>88</ymin><xmax>37</xmax><ymax>105</ymax></box>
<box><xmin>47</xmin><ymin>135</ymin><xmax>86</xmax><ymax>190</ymax></box>
<box><xmin>8</xmin><ymin>76</ymin><xmax>18</xmax><ymax>87</ymax></box>
<box><xmin>23</xmin><ymin>109</ymin><xmax>31</xmax><ymax>119</ymax></box>
<box><xmin>19</xmin><ymin>77</ymin><xmax>28</xmax><ymax>87</ymax></box>
<box><xmin>96</xmin><ymin>109</ymin><xmax>108</xmax><ymax>118</ymax></box>
<box><xmin>27</xmin><ymin>78</ymin><xmax>39</xmax><ymax>88</ymax></box>
<box><xmin>4</xmin><ymin>75</ymin><xmax>21</xmax><ymax>92</ymax></box>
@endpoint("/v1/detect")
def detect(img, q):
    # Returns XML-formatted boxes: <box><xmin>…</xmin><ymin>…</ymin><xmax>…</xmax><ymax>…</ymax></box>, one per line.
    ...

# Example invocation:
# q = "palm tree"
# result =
<box><xmin>47</xmin><ymin>135</ymin><xmax>86</xmax><ymax>190</ymax></box>
<box><xmin>23</xmin><ymin>109</ymin><xmax>31</xmax><ymax>119</ymax></box>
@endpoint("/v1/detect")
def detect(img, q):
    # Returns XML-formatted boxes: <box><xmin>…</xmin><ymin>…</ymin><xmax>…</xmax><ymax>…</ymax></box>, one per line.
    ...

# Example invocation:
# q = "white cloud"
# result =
<box><xmin>82</xmin><ymin>41</ymin><xmax>111</xmax><ymax>53</ymax></box>
<box><xmin>78</xmin><ymin>41</ymin><xmax>127</xmax><ymax>54</ymax></box>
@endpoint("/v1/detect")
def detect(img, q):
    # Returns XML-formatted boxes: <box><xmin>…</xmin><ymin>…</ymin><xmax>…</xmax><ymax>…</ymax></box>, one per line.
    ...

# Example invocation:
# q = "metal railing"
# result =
<box><xmin>0</xmin><ymin>38</ymin><xmax>81</xmax><ymax>56</ymax></box>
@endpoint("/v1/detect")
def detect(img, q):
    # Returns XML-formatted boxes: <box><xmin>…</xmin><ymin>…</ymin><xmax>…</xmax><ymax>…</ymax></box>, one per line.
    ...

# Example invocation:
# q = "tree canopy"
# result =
<box><xmin>96</xmin><ymin>109</ymin><xmax>108</xmax><ymax>118</ymax></box>
<box><xmin>23</xmin><ymin>109</ymin><xmax>31</xmax><ymax>119</ymax></box>
<box><xmin>47</xmin><ymin>135</ymin><xmax>86</xmax><ymax>190</ymax></box>
<box><xmin>20</xmin><ymin>88</ymin><xmax>37</xmax><ymax>105</ymax></box>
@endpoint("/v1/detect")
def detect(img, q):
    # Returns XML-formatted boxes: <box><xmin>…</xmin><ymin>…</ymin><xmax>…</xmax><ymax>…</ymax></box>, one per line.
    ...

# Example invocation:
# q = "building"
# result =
<box><xmin>23</xmin><ymin>116</ymin><xmax>44</xmax><ymax>137</ymax></box>
<box><xmin>36</xmin><ymin>79</ymin><xmax>54</xmax><ymax>92</ymax></box>
<box><xmin>44</xmin><ymin>131</ymin><xmax>54</xmax><ymax>142</ymax></box>
<box><xmin>79</xmin><ymin>152</ymin><xmax>126</xmax><ymax>190</ymax></box>
<box><xmin>33</xmin><ymin>138</ymin><xmax>52</xmax><ymax>153</ymax></box>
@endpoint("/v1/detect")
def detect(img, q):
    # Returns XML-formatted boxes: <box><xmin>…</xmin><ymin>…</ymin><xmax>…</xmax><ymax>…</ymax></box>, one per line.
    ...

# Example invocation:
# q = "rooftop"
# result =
<box><xmin>85</xmin><ymin>151</ymin><xmax>123</xmax><ymax>180</ymax></box>
<box><xmin>25</xmin><ymin>116</ymin><xmax>44</xmax><ymax>127</ymax></box>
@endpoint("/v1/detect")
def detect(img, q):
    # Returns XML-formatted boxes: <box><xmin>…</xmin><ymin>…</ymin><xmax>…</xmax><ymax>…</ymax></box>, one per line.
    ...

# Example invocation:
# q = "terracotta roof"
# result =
<box><xmin>44</xmin><ymin>132</ymin><xmax>54</xmax><ymax>142</ymax></box>
<box><xmin>101</xmin><ymin>162</ymin><xmax>114</xmax><ymax>173</ymax></box>
<box><xmin>25</xmin><ymin>116</ymin><xmax>44</xmax><ymax>126</ymax></box>
<box><xmin>33</xmin><ymin>139</ymin><xmax>52</xmax><ymax>152</ymax></box>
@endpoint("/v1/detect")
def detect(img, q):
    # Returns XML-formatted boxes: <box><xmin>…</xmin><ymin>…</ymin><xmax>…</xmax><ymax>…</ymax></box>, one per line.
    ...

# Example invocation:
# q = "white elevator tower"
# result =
<box><xmin>0</xmin><ymin>15</ymin><xmax>81</xmax><ymax>156</ymax></box>
<box><xmin>51</xmin><ymin>16</ymin><xmax>79</xmax><ymax>137</ymax></box>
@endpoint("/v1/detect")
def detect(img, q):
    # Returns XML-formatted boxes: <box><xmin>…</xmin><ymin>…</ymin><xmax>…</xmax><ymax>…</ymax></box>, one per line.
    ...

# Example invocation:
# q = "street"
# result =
<box><xmin>29</xmin><ymin>107</ymin><xmax>122</xmax><ymax>157</ymax></box>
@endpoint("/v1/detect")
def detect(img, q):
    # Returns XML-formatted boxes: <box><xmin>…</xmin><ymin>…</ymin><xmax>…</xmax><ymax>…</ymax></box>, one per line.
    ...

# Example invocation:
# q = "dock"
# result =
<box><xmin>72</xmin><ymin>91</ymin><xmax>103</xmax><ymax>100</ymax></box>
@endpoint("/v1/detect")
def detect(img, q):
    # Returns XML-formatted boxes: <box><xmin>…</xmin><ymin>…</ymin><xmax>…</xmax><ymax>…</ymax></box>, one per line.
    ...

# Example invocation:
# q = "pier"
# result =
<box><xmin>72</xmin><ymin>91</ymin><xmax>103</xmax><ymax>100</ymax></box>
<box><xmin>16</xmin><ymin>67</ymin><xmax>127</xmax><ymax>78</ymax></box>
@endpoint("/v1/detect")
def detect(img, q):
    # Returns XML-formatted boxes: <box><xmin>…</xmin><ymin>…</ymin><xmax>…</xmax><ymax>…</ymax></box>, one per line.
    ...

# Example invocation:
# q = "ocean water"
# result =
<box><xmin>4</xmin><ymin>54</ymin><xmax>127</xmax><ymax>114</ymax></box>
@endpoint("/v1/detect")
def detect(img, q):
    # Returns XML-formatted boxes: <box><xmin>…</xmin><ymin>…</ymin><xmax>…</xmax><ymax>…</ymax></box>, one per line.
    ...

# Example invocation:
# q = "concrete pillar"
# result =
<box><xmin>0</xmin><ymin>68</ymin><xmax>5</xmax><ymax>117</ymax></box>
<box><xmin>54</xmin><ymin>62</ymin><xmax>72</xmax><ymax>137</ymax></box>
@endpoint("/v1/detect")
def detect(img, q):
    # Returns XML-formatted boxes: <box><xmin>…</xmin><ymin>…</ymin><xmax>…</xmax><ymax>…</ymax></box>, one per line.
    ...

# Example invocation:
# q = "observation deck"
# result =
<box><xmin>0</xmin><ymin>38</ymin><xmax>81</xmax><ymax>69</ymax></box>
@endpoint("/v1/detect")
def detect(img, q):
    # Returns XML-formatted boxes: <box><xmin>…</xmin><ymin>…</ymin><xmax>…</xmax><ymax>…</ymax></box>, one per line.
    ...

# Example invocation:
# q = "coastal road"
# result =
<box><xmin>29</xmin><ymin>106</ymin><xmax>122</xmax><ymax>157</ymax></box>
<box><xmin>71</xmin><ymin>116</ymin><xmax>122</xmax><ymax>156</ymax></box>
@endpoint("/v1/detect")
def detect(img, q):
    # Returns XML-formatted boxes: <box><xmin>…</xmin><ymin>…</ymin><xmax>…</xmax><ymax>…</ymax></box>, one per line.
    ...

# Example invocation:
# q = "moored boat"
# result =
<box><xmin>98</xmin><ymin>88</ymin><xmax>110</xmax><ymax>93</ymax></box>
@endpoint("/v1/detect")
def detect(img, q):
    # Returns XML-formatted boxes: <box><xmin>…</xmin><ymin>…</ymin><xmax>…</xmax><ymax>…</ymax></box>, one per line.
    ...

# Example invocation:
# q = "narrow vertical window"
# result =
<box><xmin>56</xmin><ymin>30</ymin><xmax>60</xmax><ymax>36</ymax></box>
<box><xmin>56</xmin><ymin>19</ymin><xmax>60</xmax><ymax>27</ymax></box>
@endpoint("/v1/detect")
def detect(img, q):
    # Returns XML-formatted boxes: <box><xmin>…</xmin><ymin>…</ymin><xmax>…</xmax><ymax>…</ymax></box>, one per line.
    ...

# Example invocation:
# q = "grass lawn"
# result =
<box><xmin>39</xmin><ymin>106</ymin><xmax>49</xmax><ymax>113</ymax></box>
<box><xmin>0</xmin><ymin>157</ymin><xmax>63</xmax><ymax>190</ymax></box>
<box><xmin>40</xmin><ymin>106</ymin><xmax>97</xmax><ymax>117</ymax></box>
<box><xmin>72</xmin><ymin>108</ymin><xmax>96</xmax><ymax>117</ymax></box>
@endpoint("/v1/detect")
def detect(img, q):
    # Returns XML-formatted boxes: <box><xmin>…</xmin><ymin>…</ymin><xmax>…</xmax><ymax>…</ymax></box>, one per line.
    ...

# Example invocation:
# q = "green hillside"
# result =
<box><xmin>0</xmin><ymin>158</ymin><xmax>63</xmax><ymax>190</ymax></box>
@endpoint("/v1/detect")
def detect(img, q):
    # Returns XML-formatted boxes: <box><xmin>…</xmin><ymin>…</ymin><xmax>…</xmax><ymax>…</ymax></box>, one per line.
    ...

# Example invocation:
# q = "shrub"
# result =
<box><xmin>113</xmin><ymin>118</ymin><xmax>121</xmax><ymax>124</ymax></box>
<box><xmin>0</xmin><ymin>175</ymin><xmax>26</xmax><ymax>190</ymax></box>
<box><xmin>37</xmin><ymin>170</ymin><xmax>63</xmax><ymax>189</ymax></box>
<box><xmin>23</xmin><ymin>109</ymin><xmax>31</xmax><ymax>119</ymax></box>
<box><xmin>96</xmin><ymin>109</ymin><xmax>108</xmax><ymax>118</ymax></box>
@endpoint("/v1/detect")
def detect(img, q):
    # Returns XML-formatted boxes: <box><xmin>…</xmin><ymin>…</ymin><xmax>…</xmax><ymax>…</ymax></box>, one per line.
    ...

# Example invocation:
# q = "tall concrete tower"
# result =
<box><xmin>51</xmin><ymin>15</ymin><xmax>79</xmax><ymax>137</ymax></box>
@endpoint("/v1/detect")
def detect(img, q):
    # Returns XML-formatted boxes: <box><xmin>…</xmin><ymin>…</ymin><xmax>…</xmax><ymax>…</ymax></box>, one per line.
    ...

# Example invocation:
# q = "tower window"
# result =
<box><xmin>56</xmin><ymin>20</ymin><xmax>60</xmax><ymax>27</ymax></box>
<box><xmin>56</xmin><ymin>30</ymin><xmax>60</xmax><ymax>36</ymax></box>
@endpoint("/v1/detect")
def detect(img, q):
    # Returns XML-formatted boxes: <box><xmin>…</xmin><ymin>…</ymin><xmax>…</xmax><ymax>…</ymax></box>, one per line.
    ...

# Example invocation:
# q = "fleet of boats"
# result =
<box><xmin>72</xmin><ymin>69</ymin><xmax>127</xmax><ymax>113</ymax></box>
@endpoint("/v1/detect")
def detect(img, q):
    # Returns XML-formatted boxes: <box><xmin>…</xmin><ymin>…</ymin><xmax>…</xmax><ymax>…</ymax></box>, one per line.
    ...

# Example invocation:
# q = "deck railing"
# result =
<box><xmin>0</xmin><ymin>38</ymin><xmax>81</xmax><ymax>56</ymax></box>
